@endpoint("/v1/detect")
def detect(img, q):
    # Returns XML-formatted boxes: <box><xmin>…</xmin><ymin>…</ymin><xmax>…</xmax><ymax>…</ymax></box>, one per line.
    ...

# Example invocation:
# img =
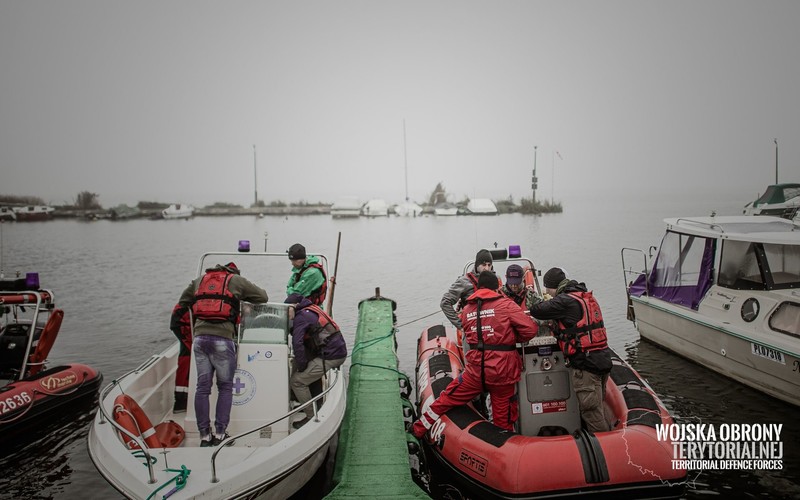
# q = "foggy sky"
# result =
<box><xmin>2</xmin><ymin>1</ymin><xmax>799</xmax><ymax>208</ymax></box>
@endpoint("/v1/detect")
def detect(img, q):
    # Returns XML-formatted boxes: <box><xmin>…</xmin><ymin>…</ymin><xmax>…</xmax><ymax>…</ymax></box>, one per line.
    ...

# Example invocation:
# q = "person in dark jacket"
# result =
<box><xmin>412</xmin><ymin>271</ymin><xmax>538</xmax><ymax>437</ymax></box>
<box><xmin>169</xmin><ymin>304</ymin><xmax>192</xmax><ymax>413</ymax></box>
<box><xmin>529</xmin><ymin>267</ymin><xmax>612</xmax><ymax>433</ymax></box>
<box><xmin>285</xmin><ymin>293</ymin><xmax>347</xmax><ymax>428</ymax></box>
<box><xmin>440</xmin><ymin>249</ymin><xmax>495</xmax><ymax>330</ymax></box>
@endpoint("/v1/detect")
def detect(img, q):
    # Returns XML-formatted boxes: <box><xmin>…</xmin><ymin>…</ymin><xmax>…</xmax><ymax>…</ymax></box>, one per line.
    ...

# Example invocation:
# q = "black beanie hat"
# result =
<box><xmin>543</xmin><ymin>267</ymin><xmax>567</xmax><ymax>288</ymax></box>
<box><xmin>477</xmin><ymin>270</ymin><xmax>499</xmax><ymax>290</ymax></box>
<box><xmin>288</xmin><ymin>243</ymin><xmax>306</xmax><ymax>260</ymax></box>
<box><xmin>475</xmin><ymin>249</ymin><xmax>493</xmax><ymax>267</ymax></box>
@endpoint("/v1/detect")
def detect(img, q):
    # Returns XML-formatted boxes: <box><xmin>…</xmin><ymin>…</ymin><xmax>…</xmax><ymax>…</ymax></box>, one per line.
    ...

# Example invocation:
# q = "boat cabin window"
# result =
<box><xmin>763</xmin><ymin>243</ymin><xmax>800</xmax><ymax>288</ymax></box>
<box><xmin>645</xmin><ymin>231</ymin><xmax>715</xmax><ymax>309</ymax></box>
<box><xmin>653</xmin><ymin>232</ymin><xmax>708</xmax><ymax>287</ymax></box>
<box><xmin>769</xmin><ymin>302</ymin><xmax>800</xmax><ymax>338</ymax></box>
<box><xmin>719</xmin><ymin>241</ymin><xmax>800</xmax><ymax>290</ymax></box>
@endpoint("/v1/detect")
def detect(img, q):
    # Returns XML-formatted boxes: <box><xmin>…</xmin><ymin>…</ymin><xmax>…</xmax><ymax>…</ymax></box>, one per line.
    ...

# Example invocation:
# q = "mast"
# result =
<box><xmin>403</xmin><ymin>119</ymin><xmax>409</xmax><ymax>201</ymax></box>
<box><xmin>531</xmin><ymin>146</ymin><xmax>538</xmax><ymax>207</ymax></box>
<box><xmin>253</xmin><ymin>144</ymin><xmax>258</xmax><ymax>206</ymax></box>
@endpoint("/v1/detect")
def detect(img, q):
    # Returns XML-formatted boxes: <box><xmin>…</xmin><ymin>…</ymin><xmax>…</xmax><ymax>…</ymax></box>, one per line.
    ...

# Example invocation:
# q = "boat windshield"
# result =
<box><xmin>718</xmin><ymin>240</ymin><xmax>800</xmax><ymax>290</ymax></box>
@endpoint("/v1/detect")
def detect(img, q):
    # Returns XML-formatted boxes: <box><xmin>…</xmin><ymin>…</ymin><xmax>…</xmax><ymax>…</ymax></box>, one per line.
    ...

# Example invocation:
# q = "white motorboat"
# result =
<box><xmin>330</xmin><ymin>196</ymin><xmax>360</xmax><ymax>218</ymax></box>
<box><xmin>622</xmin><ymin>215</ymin><xmax>800</xmax><ymax>406</ymax></box>
<box><xmin>433</xmin><ymin>203</ymin><xmax>458</xmax><ymax>216</ymax></box>
<box><xmin>361</xmin><ymin>199</ymin><xmax>389</xmax><ymax>217</ymax></box>
<box><xmin>88</xmin><ymin>249</ymin><xmax>347</xmax><ymax>499</ymax></box>
<box><xmin>743</xmin><ymin>183</ymin><xmax>800</xmax><ymax>219</ymax></box>
<box><xmin>13</xmin><ymin>205</ymin><xmax>54</xmax><ymax>221</ymax></box>
<box><xmin>393</xmin><ymin>201</ymin><xmax>422</xmax><ymax>217</ymax></box>
<box><xmin>466</xmin><ymin>198</ymin><xmax>498</xmax><ymax>215</ymax></box>
<box><xmin>0</xmin><ymin>207</ymin><xmax>16</xmax><ymax>221</ymax></box>
<box><xmin>162</xmin><ymin>204</ymin><xmax>194</xmax><ymax>219</ymax></box>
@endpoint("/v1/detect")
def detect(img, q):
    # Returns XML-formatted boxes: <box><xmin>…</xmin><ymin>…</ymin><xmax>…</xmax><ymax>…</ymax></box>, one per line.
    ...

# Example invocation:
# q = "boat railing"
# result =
<box><xmin>96</xmin><ymin>366</ymin><xmax>159</xmax><ymax>484</ymax></box>
<box><xmin>210</xmin><ymin>367</ymin><xmax>342</xmax><ymax>483</ymax></box>
<box><xmin>674</xmin><ymin>218</ymin><xmax>726</xmax><ymax>233</ymax></box>
<box><xmin>621</xmin><ymin>248</ymin><xmax>650</xmax><ymax>296</ymax></box>
<box><xmin>0</xmin><ymin>290</ymin><xmax>46</xmax><ymax>382</ymax></box>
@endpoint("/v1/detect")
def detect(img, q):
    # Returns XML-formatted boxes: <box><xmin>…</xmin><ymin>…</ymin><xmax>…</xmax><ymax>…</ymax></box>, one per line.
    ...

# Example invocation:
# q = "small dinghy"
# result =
<box><xmin>1</xmin><ymin>273</ymin><xmax>102</xmax><ymax>449</ymax></box>
<box><xmin>87</xmin><ymin>247</ymin><xmax>346</xmax><ymax>499</ymax></box>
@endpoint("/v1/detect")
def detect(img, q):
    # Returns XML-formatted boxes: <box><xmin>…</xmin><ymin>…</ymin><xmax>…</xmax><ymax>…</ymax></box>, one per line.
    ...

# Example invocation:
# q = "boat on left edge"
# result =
<box><xmin>88</xmin><ymin>245</ymin><xmax>347</xmax><ymax>499</ymax></box>
<box><xmin>1</xmin><ymin>272</ymin><xmax>103</xmax><ymax>449</ymax></box>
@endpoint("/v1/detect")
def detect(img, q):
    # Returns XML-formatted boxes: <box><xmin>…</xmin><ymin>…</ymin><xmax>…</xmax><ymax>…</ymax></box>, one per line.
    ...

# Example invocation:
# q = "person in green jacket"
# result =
<box><xmin>286</xmin><ymin>243</ymin><xmax>328</xmax><ymax>307</ymax></box>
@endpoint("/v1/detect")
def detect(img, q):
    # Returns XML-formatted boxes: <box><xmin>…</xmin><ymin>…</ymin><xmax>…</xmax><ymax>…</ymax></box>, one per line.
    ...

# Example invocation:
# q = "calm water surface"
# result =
<box><xmin>0</xmin><ymin>194</ymin><xmax>797</xmax><ymax>499</ymax></box>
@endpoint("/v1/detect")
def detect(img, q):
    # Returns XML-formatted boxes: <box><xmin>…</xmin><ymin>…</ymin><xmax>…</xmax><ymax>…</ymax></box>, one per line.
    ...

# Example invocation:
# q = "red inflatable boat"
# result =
<box><xmin>415</xmin><ymin>325</ymin><xmax>687</xmax><ymax>499</ymax></box>
<box><xmin>1</xmin><ymin>275</ymin><xmax>103</xmax><ymax>447</ymax></box>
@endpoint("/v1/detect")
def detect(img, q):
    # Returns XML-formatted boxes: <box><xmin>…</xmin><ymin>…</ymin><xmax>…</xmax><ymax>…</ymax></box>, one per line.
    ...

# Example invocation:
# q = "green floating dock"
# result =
<box><xmin>325</xmin><ymin>295</ymin><xmax>429</xmax><ymax>499</ymax></box>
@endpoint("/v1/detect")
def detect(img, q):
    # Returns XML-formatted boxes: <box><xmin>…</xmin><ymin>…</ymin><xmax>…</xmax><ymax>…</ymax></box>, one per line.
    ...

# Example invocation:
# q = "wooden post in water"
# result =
<box><xmin>326</xmin><ymin>232</ymin><xmax>342</xmax><ymax>315</ymax></box>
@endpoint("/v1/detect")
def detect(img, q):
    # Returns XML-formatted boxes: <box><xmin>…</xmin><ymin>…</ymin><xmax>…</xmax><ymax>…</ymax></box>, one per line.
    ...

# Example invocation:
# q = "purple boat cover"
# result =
<box><xmin>629</xmin><ymin>234</ymin><xmax>715</xmax><ymax>310</ymax></box>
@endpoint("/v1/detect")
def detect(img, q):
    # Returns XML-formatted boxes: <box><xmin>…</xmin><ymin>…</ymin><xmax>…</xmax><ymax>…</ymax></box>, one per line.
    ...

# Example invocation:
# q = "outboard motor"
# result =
<box><xmin>516</xmin><ymin>336</ymin><xmax>581</xmax><ymax>436</ymax></box>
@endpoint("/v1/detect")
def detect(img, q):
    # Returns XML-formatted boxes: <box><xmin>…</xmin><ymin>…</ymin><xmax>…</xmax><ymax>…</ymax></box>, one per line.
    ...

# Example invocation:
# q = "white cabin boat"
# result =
<box><xmin>0</xmin><ymin>207</ymin><xmax>16</xmax><ymax>221</ymax></box>
<box><xmin>88</xmin><ymin>250</ymin><xmax>347</xmax><ymax>498</ymax></box>
<box><xmin>361</xmin><ymin>199</ymin><xmax>389</xmax><ymax>217</ymax></box>
<box><xmin>743</xmin><ymin>183</ymin><xmax>800</xmax><ymax>219</ymax></box>
<box><xmin>622</xmin><ymin>216</ymin><xmax>800</xmax><ymax>406</ymax></box>
<box><xmin>433</xmin><ymin>203</ymin><xmax>458</xmax><ymax>216</ymax></box>
<box><xmin>13</xmin><ymin>205</ymin><xmax>54</xmax><ymax>221</ymax></box>
<box><xmin>466</xmin><ymin>198</ymin><xmax>498</xmax><ymax>215</ymax></box>
<box><xmin>330</xmin><ymin>197</ymin><xmax>361</xmax><ymax>218</ymax></box>
<box><xmin>393</xmin><ymin>201</ymin><xmax>423</xmax><ymax>217</ymax></box>
<box><xmin>162</xmin><ymin>204</ymin><xmax>194</xmax><ymax>219</ymax></box>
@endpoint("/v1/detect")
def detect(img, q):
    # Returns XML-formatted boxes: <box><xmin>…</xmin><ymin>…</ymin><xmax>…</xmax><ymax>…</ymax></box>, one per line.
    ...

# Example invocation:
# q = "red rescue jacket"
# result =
<box><xmin>460</xmin><ymin>288</ymin><xmax>538</xmax><ymax>386</ymax></box>
<box><xmin>192</xmin><ymin>270</ymin><xmax>240</xmax><ymax>323</ymax></box>
<box><xmin>554</xmin><ymin>291</ymin><xmax>608</xmax><ymax>357</ymax></box>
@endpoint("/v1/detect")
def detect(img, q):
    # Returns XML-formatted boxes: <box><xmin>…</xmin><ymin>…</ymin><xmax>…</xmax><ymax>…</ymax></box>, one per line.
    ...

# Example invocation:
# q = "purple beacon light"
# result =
<box><xmin>238</xmin><ymin>240</ymin><xmax>251</xmax><ymax>253</ymax></box>
<box><xmin>508</xmin><ymin>245</ymin><xmax>522</xmax><ymax>258</ymax></box>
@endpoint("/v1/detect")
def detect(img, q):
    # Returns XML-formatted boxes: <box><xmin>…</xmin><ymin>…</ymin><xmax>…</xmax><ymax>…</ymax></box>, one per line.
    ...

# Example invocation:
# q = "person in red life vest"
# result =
<box><xmin>286</xmin><ymin>243</ymin><xmax>328</xmax><ymax>308</ymax></box>
<box><xmin>169</xmin><ymin>304</ymin><xmax>192</xmax><ymax>412</ymax></box>
<box><xmin>178</xmin><ymin>262</ymin><xmax>268</xmax><ymax>447</ymax></box>
<box><xmin>529</xmin><ymin>267</ymin><xmax>612</xmax><ymax>433</ymax></box>
<box><xmin>412</xmin><ymin>270</ymin><xmax>538</xmax><ymax>438</ymax></box>
<box><xmin>440</xmin><ymin>249</ymin><xmax>499</xmax><ymax>330</ymax></box>
<box><xmin>500</xmin><ymin>264</ymin><xmax>542</xmax><ymax>310</ymax></box>
<box><xmin>284</xmin><ymin>293</ymin><xmax>347</xmax><ymax>429</ymax></box>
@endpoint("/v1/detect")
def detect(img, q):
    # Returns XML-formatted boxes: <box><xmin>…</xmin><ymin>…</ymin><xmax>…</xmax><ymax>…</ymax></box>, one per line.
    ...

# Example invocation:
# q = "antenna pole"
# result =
<box><xmin>253</xmin><ymin>144</ymin><xmax>258</xmax><ymax>207</ymax></box>
<box><xmin>774</xmin><ymin>138</ymin><xmax>778</xmax><ymax>184</ymax></box>
<box><xmin>532</xmin><ymin>146</ymin><xmax>537</xmax><ymax>207</ymax></box>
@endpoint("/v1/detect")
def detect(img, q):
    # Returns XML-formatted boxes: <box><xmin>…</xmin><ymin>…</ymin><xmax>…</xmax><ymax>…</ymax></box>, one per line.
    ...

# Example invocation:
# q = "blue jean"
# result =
<box><xmin>193</xmin><ymin>335</ymin><xmax>237</xmax><ymax>436</ymax></box>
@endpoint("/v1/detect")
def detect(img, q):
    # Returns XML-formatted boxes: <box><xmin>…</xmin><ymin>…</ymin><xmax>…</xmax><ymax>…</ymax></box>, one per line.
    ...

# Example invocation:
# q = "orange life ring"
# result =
<box><xmin>113</xmin><ymin>394</ymin><xmax>162</xmax><ymax>449</ymax></box>
<box><xmin>27</xmin><ymin>309</ymin><xmax>63</xmax><ymax>376</ymax></box>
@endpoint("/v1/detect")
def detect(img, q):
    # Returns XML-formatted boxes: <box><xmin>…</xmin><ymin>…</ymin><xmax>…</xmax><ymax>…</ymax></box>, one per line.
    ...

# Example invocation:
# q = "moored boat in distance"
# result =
<box><xmin>361</xmin><ymin>198</ymin><xmax>389</xmax><ymax>217</ymax></box>
<box><xmin>161</xmin><ymin>203</ymin><xmax>194</xmax><ymax>219</ymax></box>
<box><xmin>0</xmin><ymin>207</ymin><xmax>16</xmax><ymax>221</ymax></box>
<box><xmin>393</xmin><ymin>201</ymin><xmax>423</xmax><ymax>217</ymax></box>
<box><xmin>743</xmin><ymin>183</ymin><xmax>800</xmax><ymax>219</ymax></box>
<box><xmin>433</xmin><ymin>202</ymin><xmax>458</xmax><ymax>216</ymax></box>
<box><xmin>622</xmin><ymin>215</ymin><xmax>800</xmax><ymax>406</ymax></box>
<box><xmin>13</xmin><ymin>205</ymin><xmax>54</xmax><ymax>221</ymax></box>
<box><xmin>87</xmin><ymin>247</ymin><xmax>347</xmax><ymax>499</ymax></box>
<box><xmin>1</xmin><ymin>273</ymin><xmax>103</xmax><ymax>449</ymax></box>
<box><xmin>466</xmin><ymin>198</ymin><xmax>498</xmax><ymax>215</ymax></box>
<box><xmin>330</xmin><ymin>196</ymin><xmax>361</xmax><ymax>218</ymax></box>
